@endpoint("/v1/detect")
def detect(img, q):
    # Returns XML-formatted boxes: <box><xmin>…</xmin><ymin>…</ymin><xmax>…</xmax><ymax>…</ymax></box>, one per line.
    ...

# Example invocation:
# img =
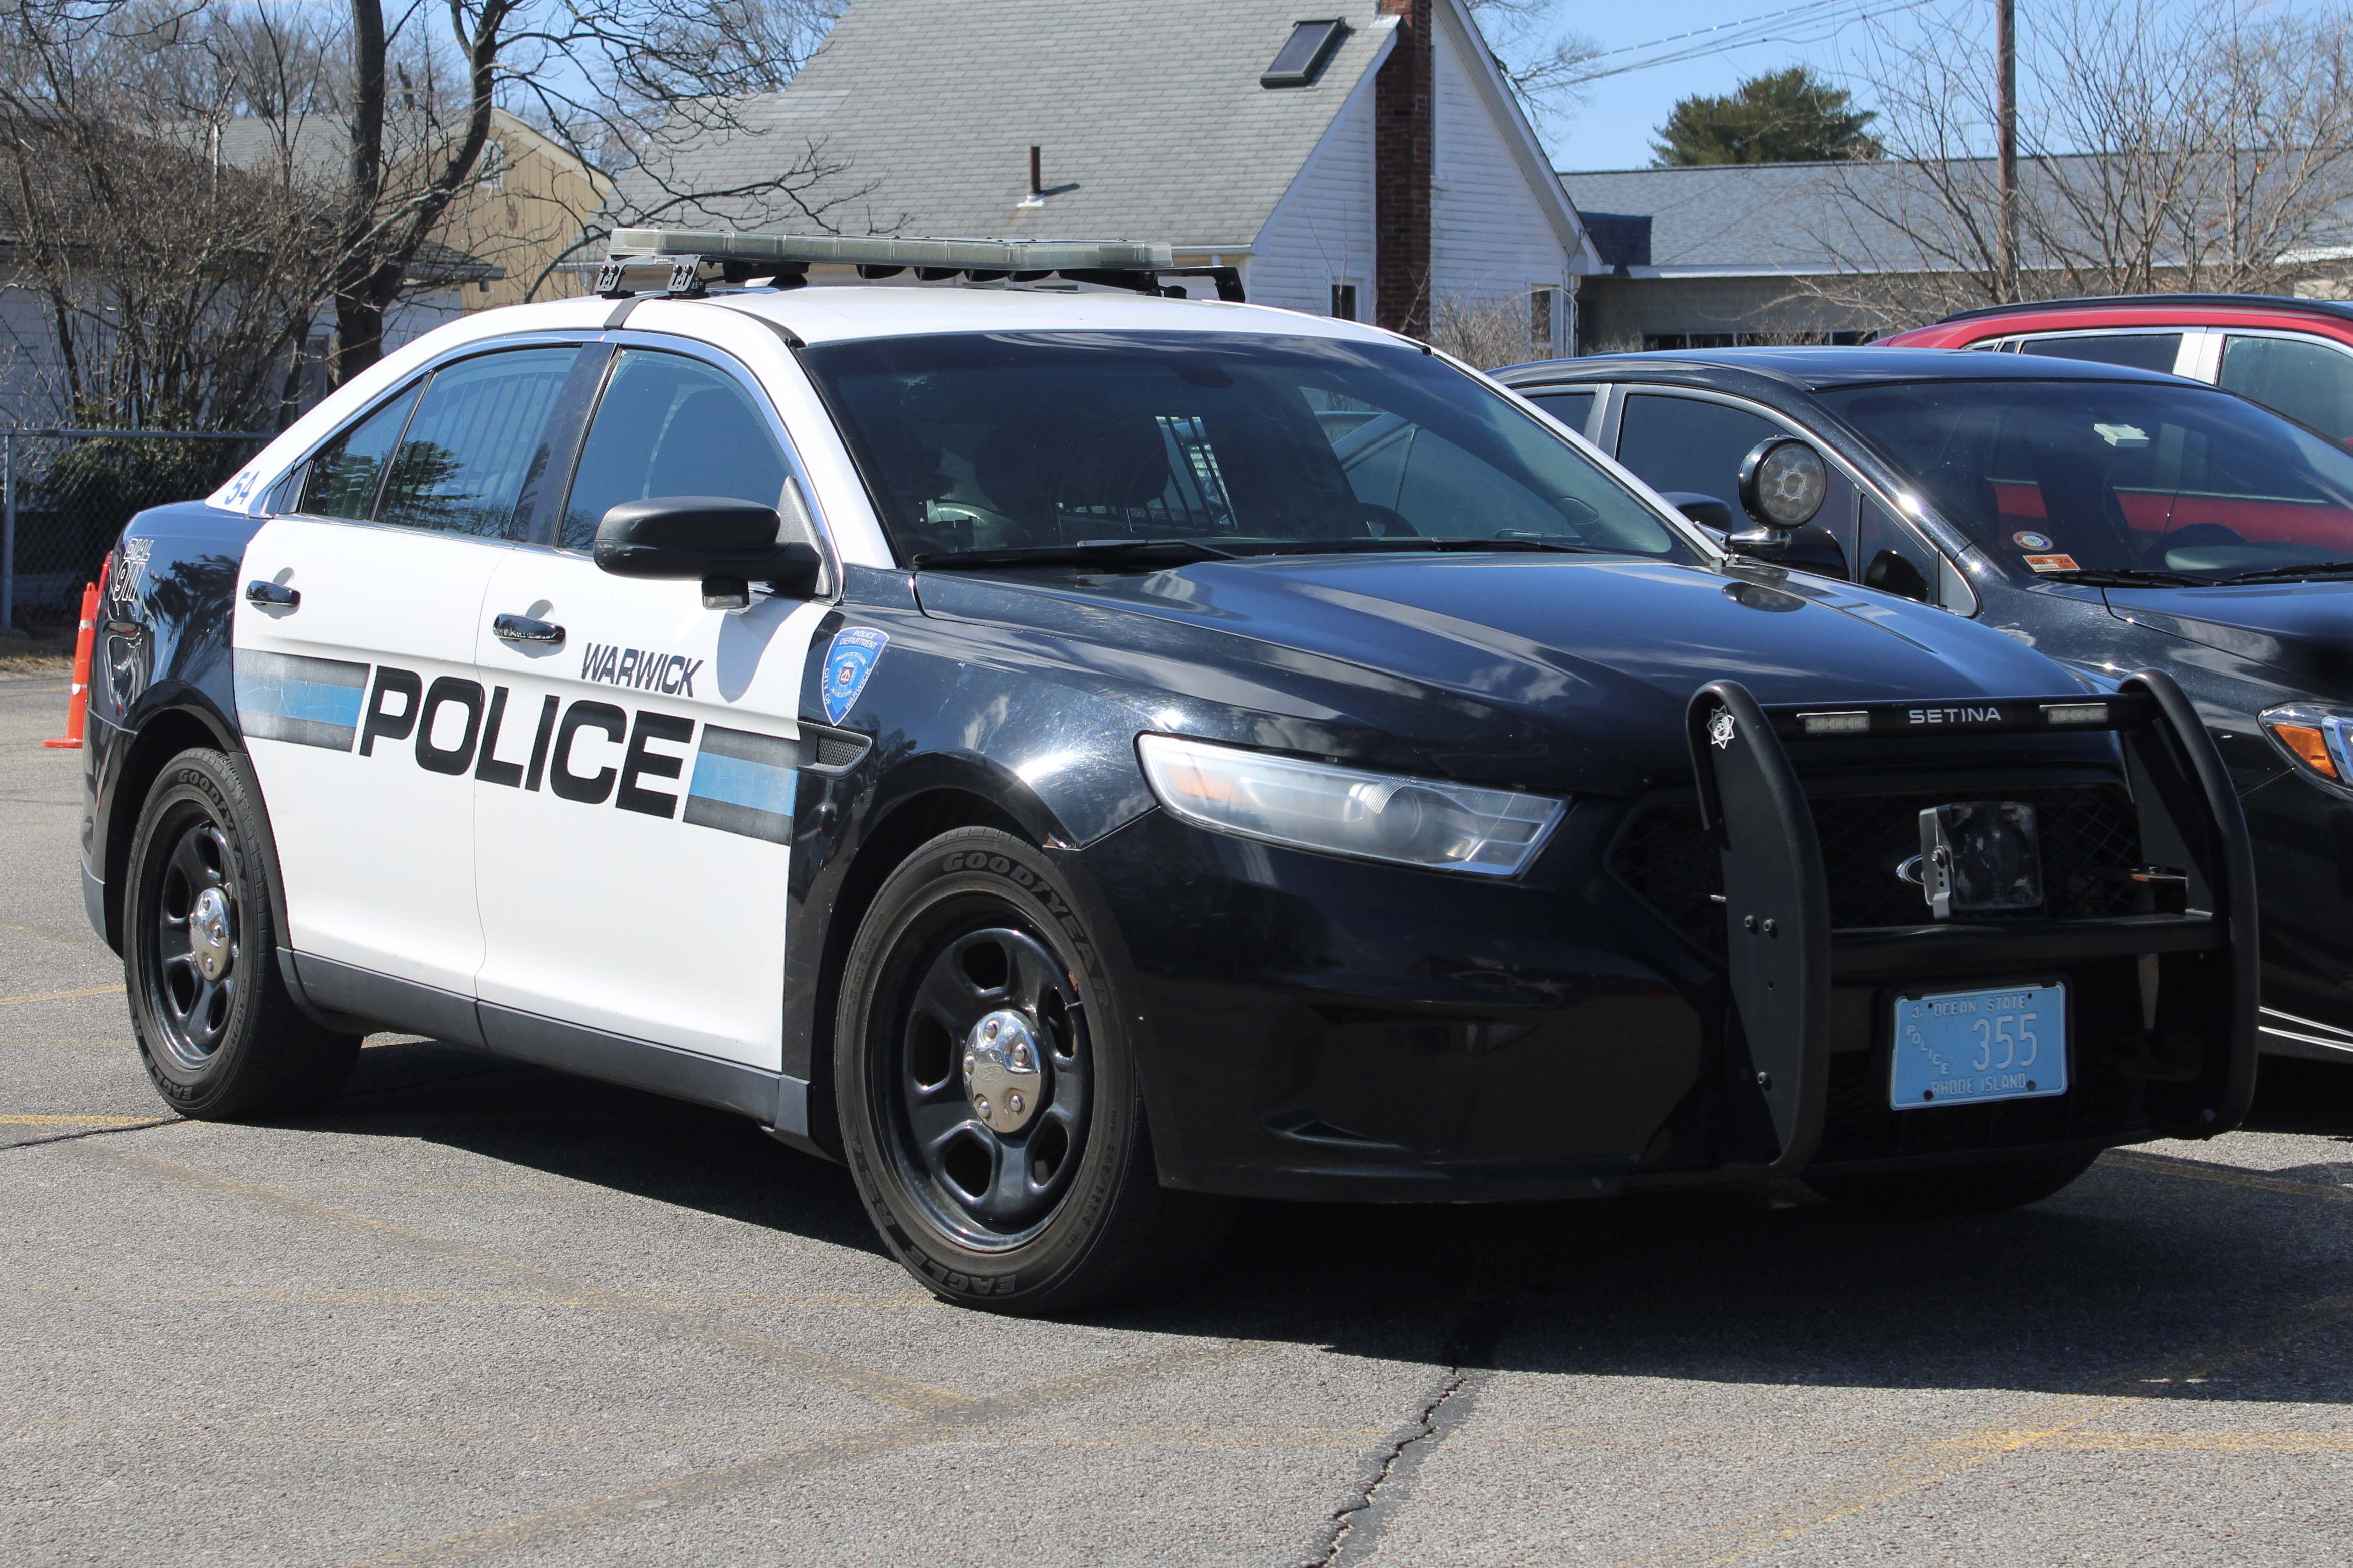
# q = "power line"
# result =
<box><xmin>1570</xmin><ymin>0</ymin><xmax>1937</xmax><ymax>83</ymax></box>
<box><xmin>1576</xmin><ymin>0</ymin><xmax>1863</xmax><ymax>64</ymax></box>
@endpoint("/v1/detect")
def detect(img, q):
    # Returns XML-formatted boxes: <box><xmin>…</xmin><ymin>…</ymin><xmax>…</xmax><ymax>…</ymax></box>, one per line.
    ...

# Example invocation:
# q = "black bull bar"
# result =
<box><xmin>1685</xmin><ymin>668</ymin><xmax>2258</xmax><ymax>1176</ymax></box>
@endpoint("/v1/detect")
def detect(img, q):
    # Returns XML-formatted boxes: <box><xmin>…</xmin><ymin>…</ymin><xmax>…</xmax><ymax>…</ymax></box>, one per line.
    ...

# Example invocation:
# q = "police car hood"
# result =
<box><xmin>2101</xmin><ymin>580</ymin><xmax>2353</xmax><ymax>701</ymax></box>
<box><xmin>915</xmin><ymin>554</ymin><xmax>2084</xmax><ymax>798</ymax></box>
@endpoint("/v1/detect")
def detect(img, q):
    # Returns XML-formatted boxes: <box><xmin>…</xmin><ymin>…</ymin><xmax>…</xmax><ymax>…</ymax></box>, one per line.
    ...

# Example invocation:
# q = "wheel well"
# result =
<box><xmin>103</xmin><ymin>711</ymin><xmax>228</xmax><ymax>952</ymax></box>
<box><xmin>802</xmin><ymin>788</ymin><xmax>1029</xmax><ymax>1158</ymax></box>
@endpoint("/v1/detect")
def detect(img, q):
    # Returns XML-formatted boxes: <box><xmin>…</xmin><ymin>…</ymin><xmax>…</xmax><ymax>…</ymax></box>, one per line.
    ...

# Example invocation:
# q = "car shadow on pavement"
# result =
<box><xmin>290</xmin><ymin>1036</ymin><xmax>2353</xmax><ymax>1404</ymax></box>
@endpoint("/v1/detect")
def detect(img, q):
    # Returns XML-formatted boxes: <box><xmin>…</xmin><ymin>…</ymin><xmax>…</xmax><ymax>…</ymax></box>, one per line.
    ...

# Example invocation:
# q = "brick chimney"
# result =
<box><xmin>1374</xmin><ymin>0</ymin><xmax>1433</xmax><ymax>337</ymax></box>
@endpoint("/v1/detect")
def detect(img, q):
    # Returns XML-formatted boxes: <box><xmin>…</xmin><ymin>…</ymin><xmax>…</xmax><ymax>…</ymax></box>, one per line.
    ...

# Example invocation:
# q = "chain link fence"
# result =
<box><xmin>3</xmin><ymin>429</ymin><xmax>270</xmax><ymax>632</ymax></box>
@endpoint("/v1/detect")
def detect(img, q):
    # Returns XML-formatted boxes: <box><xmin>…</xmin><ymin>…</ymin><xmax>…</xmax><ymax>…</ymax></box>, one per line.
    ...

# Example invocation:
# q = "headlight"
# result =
<box><xmin>1136</xmin><ymin>733</ymin><xmax>1565</xmax><ymax>876</ymax></box>
<box><xmin>2259</xmin><ymin>702</ymin><xmax>2353</xmax><ymax>786</ymax></box>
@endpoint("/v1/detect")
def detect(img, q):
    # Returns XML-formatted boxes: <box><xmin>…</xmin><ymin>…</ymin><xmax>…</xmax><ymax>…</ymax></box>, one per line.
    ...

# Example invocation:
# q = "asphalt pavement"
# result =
<box><xmin>6</xmin><ymin>661</ymin><xmax>2353</xmax><ymax>1566</ymax></box>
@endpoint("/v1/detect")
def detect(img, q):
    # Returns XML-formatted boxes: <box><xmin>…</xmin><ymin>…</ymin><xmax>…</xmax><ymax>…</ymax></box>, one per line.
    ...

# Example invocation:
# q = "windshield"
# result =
<box><xmin>1818</xmin><ymin>379</ymin><xmax>2353</xmax><ymax>579</ymax></box>
<box><xmin>798</xmin><ymin>330</ymin><xmax>1692</xmax><ymax>563</ymax></box>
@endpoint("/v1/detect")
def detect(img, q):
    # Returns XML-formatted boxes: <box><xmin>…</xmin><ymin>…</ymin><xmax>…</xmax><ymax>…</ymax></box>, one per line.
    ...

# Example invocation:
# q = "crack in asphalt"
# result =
<box><xmin>1</xmin><ymin>1116</ymin><xmax>176</xmax><ymax>1150</ymax></box>
<box><xmin>1319</xmin><ymin>1296</ymin><xmax>1516</xmax><ymax>1567</ymax></box>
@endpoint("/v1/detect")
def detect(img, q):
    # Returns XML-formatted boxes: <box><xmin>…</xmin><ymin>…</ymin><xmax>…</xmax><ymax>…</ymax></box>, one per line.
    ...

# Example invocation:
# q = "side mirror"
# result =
<box><xmin>1732</xmin><ymin>438</ymin><xmax>1829</xmax><ymax>552</ymax></box>
<box><xmin>594</xmin><ymin>497</ymin><xmax>823</xmax><ymax>603</ymax></box>
<box><xmin>1657</xmin><ymin>491</ymin><xmax>1735</xmax><ymax>535</ymax></box>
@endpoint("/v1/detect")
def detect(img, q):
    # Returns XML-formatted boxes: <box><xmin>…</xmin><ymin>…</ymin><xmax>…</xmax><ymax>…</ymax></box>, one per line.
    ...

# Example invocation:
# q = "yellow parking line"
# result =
<box><xmin>1951</xmin><ymin>1430</ymin><xmax>2353</xmax><ymax>1453</ymax></box>
<box><xmin>0</xmin><ymin>1113</ymin><xmax>162</xmax><ymax>1126</ymax></box>
<box><xmin>1625</xmin><ymin>1287</ymin><xmax>2353</xmax><ymax>1568</ymax></box>
<box><xmin>0</xmin><ymin>984</ymin><xmax>124</xmax><ymax>1006</ymax></box>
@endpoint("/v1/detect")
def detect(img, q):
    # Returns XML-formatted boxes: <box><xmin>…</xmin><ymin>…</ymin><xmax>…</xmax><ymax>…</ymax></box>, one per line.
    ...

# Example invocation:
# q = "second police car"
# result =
<box><xmin>79</xmin><ymin>233</ymin><xmax>2257</xmax><ymax>1311</ymax></box>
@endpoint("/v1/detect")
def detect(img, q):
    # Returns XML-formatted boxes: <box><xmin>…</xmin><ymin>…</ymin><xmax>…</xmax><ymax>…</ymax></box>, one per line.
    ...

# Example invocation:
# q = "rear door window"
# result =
<box><xmin>2017</xmin><ymin>333</ymin><xmax>2185</xmax><ymax>374</ymax></box>
<box><xmin>1522</xmin><ymin>389</ymin><xmax>1595</xmax><ymax>437</ymax></box>
<box><xmin>376</xmin><ymin>347</ymin><xmax>583</xmax><ymax>538</ymax></box>
<box><xmin>2219</xmin><ymin>335</ymin><xmax>2353</xmax><ymax>444</ymax></box>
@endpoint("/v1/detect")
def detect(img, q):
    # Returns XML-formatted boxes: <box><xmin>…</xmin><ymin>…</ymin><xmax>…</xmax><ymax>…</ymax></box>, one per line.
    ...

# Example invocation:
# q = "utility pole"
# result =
<box><xmin>1997</xmin><ymin>0</ymin><xmax>2018</xmax><ymax>300</ymax></box>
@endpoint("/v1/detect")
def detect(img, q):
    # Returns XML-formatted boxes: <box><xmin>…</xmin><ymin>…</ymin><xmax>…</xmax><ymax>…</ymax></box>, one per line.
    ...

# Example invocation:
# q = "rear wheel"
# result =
<box><xmin>1804</xmin><ymin>1149</ymin><xmax>2101</xmax><ymax>1215</ymax></box>
<box><xmin>835</xmin><ymin>827</ymin><xmax>1228</xmax><ymax>1313</ymax></box>
<box><xmin>124</xmin><ymin>749</ymin><xmax>360</xmax><ymax>1118</ymax></box>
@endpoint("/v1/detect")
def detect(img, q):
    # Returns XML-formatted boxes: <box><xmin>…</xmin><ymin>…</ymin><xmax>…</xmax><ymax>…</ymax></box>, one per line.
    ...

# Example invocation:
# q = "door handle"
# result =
<box><xmin>245</xmin><ymin>580</ymin><xmax>299</xmax><ymax>609</ymax></box>
<box><xmin>493</xmin><ymin>613</ymin><xmax>565</xmax><ymax>647</ymax></box>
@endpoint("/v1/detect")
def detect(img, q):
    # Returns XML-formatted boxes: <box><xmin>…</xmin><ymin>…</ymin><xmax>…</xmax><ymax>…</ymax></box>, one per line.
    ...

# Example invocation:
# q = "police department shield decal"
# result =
<box><xmin>821</xmin><ymin>627</ymin><xmax>888</xmax><ymax>723</ymax></box>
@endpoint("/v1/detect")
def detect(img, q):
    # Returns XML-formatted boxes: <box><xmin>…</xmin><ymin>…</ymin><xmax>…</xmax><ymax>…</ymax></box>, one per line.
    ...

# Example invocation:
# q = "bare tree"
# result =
<box><xmin>1</xmin><ymin>4</ymin><xmax>339</xmax><ymax>428</ymax></box>
<box><xmin>1466</xmin><ymin>0</ymin><xmax>1600</xmax><ymax>132</ymax></box>
<box><xmin>327</xmin><ymin>0</ymin><xmax>865</xmax><ymax>381</ymax></box>
<box><xmin>1801</xmin><ymin>1</ymin><xmax>2353</xmax><ymax>329</ymax></box>
<box><xmin>1426</xmin><ymin>293</ymin><xmax>1548</xmax><ymax>370</ymax></box>
<box><xmin>9</xmin><ymin>0</ymin><xmax>865</xmax><ymax>394</ymax></box>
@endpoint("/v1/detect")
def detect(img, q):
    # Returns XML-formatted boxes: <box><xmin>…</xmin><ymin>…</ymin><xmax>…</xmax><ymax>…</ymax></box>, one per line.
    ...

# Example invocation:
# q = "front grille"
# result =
<box><xmin>1609</xmin><ymin>784</ymin><xmax>2143</xmax><ymax>955</ymax></box>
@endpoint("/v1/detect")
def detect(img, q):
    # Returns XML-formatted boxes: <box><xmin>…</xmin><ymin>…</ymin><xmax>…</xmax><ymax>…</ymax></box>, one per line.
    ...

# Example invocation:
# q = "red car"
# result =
<box><xmin>1883</xmin><ymin>294</ymin><xmax>2353</xmax><ymax>445</ymax></box>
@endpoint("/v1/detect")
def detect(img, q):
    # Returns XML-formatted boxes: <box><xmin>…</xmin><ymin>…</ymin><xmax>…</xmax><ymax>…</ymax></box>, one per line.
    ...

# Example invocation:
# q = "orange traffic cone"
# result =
<box><xmin>42</xmin><ymin>580</ymin><xmax>100</xmax><ymax>750</ymax></box>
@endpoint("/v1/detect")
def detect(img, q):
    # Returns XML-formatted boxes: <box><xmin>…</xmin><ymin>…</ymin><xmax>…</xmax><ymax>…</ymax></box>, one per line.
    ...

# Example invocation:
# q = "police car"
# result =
<box><xmin>81</xmin><ymin>232</ymin><xmax>2258</xmax><ymax>1312</ymax></box>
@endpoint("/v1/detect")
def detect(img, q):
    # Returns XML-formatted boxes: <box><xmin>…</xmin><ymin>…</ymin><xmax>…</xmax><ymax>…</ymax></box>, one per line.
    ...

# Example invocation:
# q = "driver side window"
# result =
<box><xmin>1615</xmin><ymin>392</ymin><xmax>1852</xmax><ymax>579</ymax></box>
<box><xmin>560</xmin><ymin>350</ymin><xmax>798</xmax><ymax>553</ymax></box>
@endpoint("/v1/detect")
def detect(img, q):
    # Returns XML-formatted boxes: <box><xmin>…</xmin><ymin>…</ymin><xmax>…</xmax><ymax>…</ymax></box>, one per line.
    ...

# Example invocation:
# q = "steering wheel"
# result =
<box><xmin>1361</xmin><ymin>504</ymin><xmax>1419</xmax><ymax>538</ymax></box>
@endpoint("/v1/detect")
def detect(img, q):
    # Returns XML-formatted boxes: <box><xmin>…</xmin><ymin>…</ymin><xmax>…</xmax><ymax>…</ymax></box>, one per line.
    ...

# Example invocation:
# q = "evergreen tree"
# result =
<box><xmin>1652</xmin><ymin>67</ymin><xmax>1883</xmax><ymax>166</ymax></box>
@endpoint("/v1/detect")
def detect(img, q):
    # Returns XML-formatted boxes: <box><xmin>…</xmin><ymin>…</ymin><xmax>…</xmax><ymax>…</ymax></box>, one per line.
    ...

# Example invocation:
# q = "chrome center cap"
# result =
<box><xmin>191</xmin><ymin>887</ymin><xmax>232</xmax><ymax>981</ymax></box>
<box><xmin>963</xmin><ymin>1009</ymin><xmax>1044</xmax><ymax>1136</ymax></box>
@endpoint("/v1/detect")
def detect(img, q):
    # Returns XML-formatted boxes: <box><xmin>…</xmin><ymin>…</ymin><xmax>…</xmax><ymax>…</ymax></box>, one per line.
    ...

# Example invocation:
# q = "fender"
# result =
<box><xmin>85</xmin><ymin>500</ymin><xmax>262</xmax><ymax>951</ymax></box>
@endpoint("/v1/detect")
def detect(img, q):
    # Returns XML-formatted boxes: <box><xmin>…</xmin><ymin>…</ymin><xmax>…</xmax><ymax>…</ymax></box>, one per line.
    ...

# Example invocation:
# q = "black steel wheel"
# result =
<box><xmin>124</xmin><ymin>748</ymin><xmax>360</xmax><ymax>1118</ymax></box>
<box><xmin>883</xmin><ymin>921</ymin><xmax>1093</xmax><ymax>1245</ymax></box>
<box><xmin>143</xmin><ymin>812</ymin><xmax>242</xmax><ymax>1070</ymax></box>
<box><xmin>836</xmin><ymin>827</ymin><xmax>1229</xmax><ymax>1312</ymax></box>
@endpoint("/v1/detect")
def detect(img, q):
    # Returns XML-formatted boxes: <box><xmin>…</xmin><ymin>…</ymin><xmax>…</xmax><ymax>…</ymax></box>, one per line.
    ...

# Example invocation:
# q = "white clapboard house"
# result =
<box><xmin>618</xmin><ymin>0</ymin><xmax>1599</xmax><ymax>352</ymax></box>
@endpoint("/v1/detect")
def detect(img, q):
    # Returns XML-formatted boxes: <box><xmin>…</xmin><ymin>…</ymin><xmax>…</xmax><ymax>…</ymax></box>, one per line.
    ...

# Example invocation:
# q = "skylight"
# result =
<box><xmin>1261</xmin><ymin>20</ymin><xmax>1347</xmax><ymax>88</ymax></box>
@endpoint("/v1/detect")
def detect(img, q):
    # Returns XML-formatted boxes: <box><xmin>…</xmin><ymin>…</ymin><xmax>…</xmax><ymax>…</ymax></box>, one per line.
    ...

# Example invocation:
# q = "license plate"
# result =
<box><xmin>1890</xmin><ymin>982</ymin><xmax>2067</xmax><ymax>1110</ymax></box>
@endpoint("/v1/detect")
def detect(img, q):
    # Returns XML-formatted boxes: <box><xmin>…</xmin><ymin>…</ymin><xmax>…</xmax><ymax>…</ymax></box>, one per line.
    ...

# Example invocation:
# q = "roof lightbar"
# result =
<box><xmin>597</xmin><ymin>228</ymin><xmax>1243</xmax><ymax>303</ymax></box>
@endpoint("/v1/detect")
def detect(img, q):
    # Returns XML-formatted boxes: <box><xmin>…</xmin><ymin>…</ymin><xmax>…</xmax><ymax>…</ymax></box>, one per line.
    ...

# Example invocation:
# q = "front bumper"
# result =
<box><xmin>1080</xmin><ymin>671</ymin><xmax>2258</xmax><ymax>1203</ymax></box>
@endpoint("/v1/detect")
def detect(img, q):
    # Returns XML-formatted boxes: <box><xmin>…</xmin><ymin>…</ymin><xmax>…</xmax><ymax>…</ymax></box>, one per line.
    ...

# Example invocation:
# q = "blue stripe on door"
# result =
<box><xmin>681</xmin><ymin>725</ymin><xmax>797</xmax><ymax>843</ymax></box>
<box><xmin>235</xmin><ymin>650</ymin><xmax>369</xmax><ymax>750</ymax></box>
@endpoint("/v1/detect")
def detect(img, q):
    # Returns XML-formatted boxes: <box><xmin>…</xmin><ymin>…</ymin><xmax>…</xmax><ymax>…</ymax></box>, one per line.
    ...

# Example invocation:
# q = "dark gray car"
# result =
<box><xmin>1497</xmin><ymin>347</ymin><xmax>2353</xmax><ymax>1066</ymax></box>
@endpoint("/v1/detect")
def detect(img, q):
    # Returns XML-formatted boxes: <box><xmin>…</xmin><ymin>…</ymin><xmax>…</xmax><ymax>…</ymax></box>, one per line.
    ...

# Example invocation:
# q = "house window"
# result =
<box><xmin>1263</xmin><ymin>20</ymin><xmax>1347</xmax><ymax>87</ymax></box>
<box><xmin>1530</xmin><ymin>289</ymin><xmax>1554</xmax><ymax>349</ymax></box>
<box><xmin>1330</xmin><ymin>282</ymin><xmax>1359</xmax><ymax>321</ymax></box>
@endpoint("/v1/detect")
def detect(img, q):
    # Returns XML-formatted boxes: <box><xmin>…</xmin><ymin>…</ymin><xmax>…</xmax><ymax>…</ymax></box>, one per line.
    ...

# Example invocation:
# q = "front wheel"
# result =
<box><xmin>835</xmin><ymin>828</ymin><xmax>1228</xmax><ymax>1313</ymax></box>
<box><xmin>1803</xmin><ymin>1149</ymin><xmax>2101</xmax><ymax>1215</ymax></box>
<box><xmin>124</xmin><ymin>748</ymin><xmax>360</xmax><ymax>1118</ymax></box>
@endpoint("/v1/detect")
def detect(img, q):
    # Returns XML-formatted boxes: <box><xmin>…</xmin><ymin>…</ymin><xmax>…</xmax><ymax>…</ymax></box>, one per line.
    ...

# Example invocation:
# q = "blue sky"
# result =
<box><xmin>1539</xmin><ymin>0</ymin><xmax>2331</xmax><ymax>173</ymax></box>
<box><xmin>1544</xmin><ymin>0</ymin><xmax>1908</xmax><ymax>171</ymax></box>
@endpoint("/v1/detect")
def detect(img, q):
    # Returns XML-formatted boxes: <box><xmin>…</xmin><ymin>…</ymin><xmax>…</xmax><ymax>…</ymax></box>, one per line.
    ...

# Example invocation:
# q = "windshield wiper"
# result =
<box><xmin>2037</xmin><ymin>566</ymin><xmax>2208</xmax><ymax>588</ymax></box>
<box><xmin>2213</xmin><ymin>560</ymin><xmax>2353</xmax><ymax>586</ymax></box>
<box><xmin>911</xmin><ymin>538</ymin><xmax>1237</xmax><ymax>572</ymax></box>
<box><xmin>1252</xmin><ymin>536</ymin><xmax>1603</xmax><ymax>557</ymax></box>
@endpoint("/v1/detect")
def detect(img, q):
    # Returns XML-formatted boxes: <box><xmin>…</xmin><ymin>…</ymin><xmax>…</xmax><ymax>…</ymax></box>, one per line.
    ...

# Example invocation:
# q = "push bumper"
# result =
<box><xmin>1083</xmin><ymin>669</ymin><xmax>2258</xmax><ymax>1203</ymax></box>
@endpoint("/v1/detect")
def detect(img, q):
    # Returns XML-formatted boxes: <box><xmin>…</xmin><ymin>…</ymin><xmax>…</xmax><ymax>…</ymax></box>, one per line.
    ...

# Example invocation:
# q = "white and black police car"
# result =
<box><xmin>81</xmin><ymin>231</ymin><xmax>2258</xmax><ymax>1311</ymax></box>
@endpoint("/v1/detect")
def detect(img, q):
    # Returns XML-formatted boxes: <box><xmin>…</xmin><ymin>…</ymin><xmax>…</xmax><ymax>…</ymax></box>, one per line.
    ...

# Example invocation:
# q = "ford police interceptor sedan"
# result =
<box><xmin>78</xmin><ymin>234</ymin><xmax>2258</xmax><ymax>1312</ymax></box>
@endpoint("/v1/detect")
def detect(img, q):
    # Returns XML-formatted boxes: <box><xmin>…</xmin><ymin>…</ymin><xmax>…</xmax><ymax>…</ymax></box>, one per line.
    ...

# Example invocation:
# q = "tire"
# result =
<box><xmin>123</xmin><ymin>748</ymin><xmax>361</xmax><ymax>1118</ymax></box>
<box><xmin>835</xmin><ymin>827</ymin><xmax>1230</xmax><ymax>1314</ymax></box>
<box><xmin>1803</xmin><ymin>1149</ymin><xmax>2101</xmax><ymax>1216</ymax></box>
